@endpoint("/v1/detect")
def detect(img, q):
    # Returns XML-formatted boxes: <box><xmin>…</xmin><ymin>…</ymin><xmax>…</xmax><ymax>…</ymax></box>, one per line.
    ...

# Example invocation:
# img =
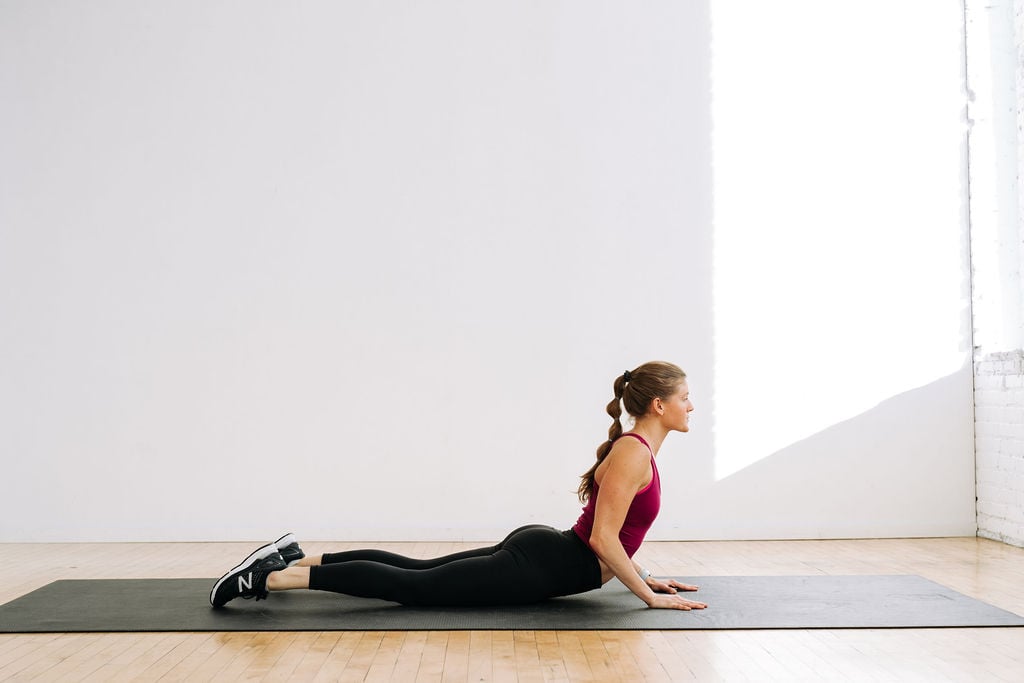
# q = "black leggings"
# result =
<box><xmin>307</xmin><ymin>524</ymin><xmax>603</xmax><ymax>606</ymax></box>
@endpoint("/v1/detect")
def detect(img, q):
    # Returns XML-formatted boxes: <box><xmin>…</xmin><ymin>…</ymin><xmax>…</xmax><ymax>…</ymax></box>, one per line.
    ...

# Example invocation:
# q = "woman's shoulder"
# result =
<box><xmin>618</xmin><ymin>432</ymin><xmax>654</xmax><ymax>456</ymax></box>
<box><xmin>596</xmin><ymin>438</ymin><xmax>654</xmax><ymax>486</ymax></box>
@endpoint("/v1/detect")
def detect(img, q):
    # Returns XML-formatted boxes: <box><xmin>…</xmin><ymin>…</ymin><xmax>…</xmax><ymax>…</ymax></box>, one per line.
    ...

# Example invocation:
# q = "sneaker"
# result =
<box><xmin>210</xmin><ymin>543</ymin><xmax>287</xmax><ymax>607</ymax></box>
<box><xmin>274</xmin><ymin>532</ymin><xmax>305</xmax><ymax>567</ymax></box>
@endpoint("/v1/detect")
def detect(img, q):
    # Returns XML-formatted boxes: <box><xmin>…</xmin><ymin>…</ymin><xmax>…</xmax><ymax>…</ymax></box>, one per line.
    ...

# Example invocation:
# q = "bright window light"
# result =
<box><xmin>710</xmin><ymin>1</ymin><xmax>971</xmax><ymax>479</ymax></box>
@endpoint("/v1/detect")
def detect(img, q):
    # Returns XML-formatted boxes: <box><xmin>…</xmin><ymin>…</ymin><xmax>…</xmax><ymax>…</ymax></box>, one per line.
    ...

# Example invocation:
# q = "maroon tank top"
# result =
<box><xmin>572</xmin><ymin>432</ymin><xmax>662</xmax><ymax>558</ymax></box>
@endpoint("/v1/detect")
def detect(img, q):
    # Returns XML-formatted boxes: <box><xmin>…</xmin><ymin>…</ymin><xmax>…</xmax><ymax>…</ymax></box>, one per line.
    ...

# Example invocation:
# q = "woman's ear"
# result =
<box><xmin>652</xmin><ymin>397</ymin><xmax>664</xmax><ymax>415</ymax></box>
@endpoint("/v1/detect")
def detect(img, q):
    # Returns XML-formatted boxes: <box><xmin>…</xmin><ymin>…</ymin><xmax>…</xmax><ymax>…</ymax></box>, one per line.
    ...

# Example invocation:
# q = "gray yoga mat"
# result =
<box><xmin>1</xmin><ymin>575</ymin><xmax>1022</xmax><ymax>633</ymax></box>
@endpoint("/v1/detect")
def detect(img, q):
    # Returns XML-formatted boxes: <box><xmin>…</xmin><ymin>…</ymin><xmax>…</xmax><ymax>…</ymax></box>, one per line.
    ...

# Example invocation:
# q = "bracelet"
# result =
<box><xmin>638</xmin><ymin>568</ymin><xmax>652</xmax><ymax>582</ymax></box>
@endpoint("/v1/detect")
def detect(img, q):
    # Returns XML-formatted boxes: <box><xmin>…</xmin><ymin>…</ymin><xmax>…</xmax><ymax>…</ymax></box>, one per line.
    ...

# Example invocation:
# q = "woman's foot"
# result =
<box><xmin>274</xmin><ymin>532</ymin><xmax>305</xmax><ymax>567</ymax></box>
<box><xmin>210</xmin><ymin>543</ymin><xmax>287</xmax><ymax>607</ymax></box>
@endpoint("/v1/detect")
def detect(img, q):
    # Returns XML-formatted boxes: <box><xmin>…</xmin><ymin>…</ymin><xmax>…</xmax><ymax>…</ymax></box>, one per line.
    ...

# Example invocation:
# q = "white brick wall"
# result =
<box><xmin>975</xmin><ymin>351</ymin><xmax>1024</xmax><ymax>546</ymax></box>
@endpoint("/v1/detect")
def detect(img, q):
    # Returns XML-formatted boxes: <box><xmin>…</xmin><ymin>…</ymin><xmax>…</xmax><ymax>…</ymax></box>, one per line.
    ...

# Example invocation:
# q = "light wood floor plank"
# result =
<box><xmin>310</xmin><ymin>631</ymin><xmax>361</xmax><ymax>682</ymax></box>
<box><xmin>413</xmin><ymin>631</ymin><xmax>448</xmax><ymax>683</ymax></box>
<box><xmin>0</xmin><ymin>633</ymin><xmax>59</xmax><ymax>676</ymax></box>
<box><xmin>238</xmin><ymin>630</ymin><xmax>299</xmax><ymax>681</ymax></box>
<box><xmin>140</xmin><ymin>632</ymin><xmax>218</xmax><ymax>681</ymax></box>
<box><xmin>510</xmin><ymin>630</ymin><xmax>543</xmax><ymax>683</ymax></box>
<box><xmin>364</xmin><ymin>631</ymin><xmax>404</xmax><ymax>682</ymax></box>
<box><xmin>598</xmin><ymin>631</ymin><xmax>649</xmax><ymax>682</ymax></box>
<box><xmin>440</xmin><ymin>630</ymin><xmax>470</xmax><ymax>683</ymax></box>
<box><xmin>0</xmin><ymin>633</ymin><xmax>71</xmax><ymax>681</ymax></box>
<box><xmin>262</xmin><ymin>630</ymin><xmax>318</xmax><ymax>681</ymax></box>
<box><xmin>6</xmin><ymin>633</ymin><xmax>104</xmax><ymax>681</ymax></box>
<box><xmin>466</xmin><ymin>630</ymin><xmax>494</xmax><ymax>682</ymax></box>
<box><xmin>534</xmin><ymin>630</ymin><xmax>571</xmax><ymax>682</ymax></box>
<box><xmin>337</xmin><ymin>631</ymin><xmax>384</xmax><ymax>682</ymax></box>
<box><xmin>554</xmin><ymin>632</ymin><xmax>593</xmax><ymax>681</ymax></box>
<box><xmin>641</xmin><ymin>631</ymin><xmax>699</xmax><ymax>682</ymax></box>
<box><xmin>149</xmin><ymin>632</ymin><xmax>219</xmax><ymax>682</ymax></box>
<box><xmin>287</xmin><ymin>631</ymin><xmax>340</xmax><ymax>680</ymax></box>
<box><xmin>490</xmin><ymin>630</ymin><xmax>519</xmax><ymax>683</ymax></box>
<box><xmin>180</xmin><ymin>632</ymin><xmax>255</xmax><ymax>682</ymax></box>
<box><xmin>392</xmin><ymin>631</ymin><xmax>427</xmax><ymax>682</ymax></box>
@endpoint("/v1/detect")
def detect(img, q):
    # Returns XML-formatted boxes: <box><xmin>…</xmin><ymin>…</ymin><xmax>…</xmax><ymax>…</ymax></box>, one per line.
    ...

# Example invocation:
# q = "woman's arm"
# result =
<box><xmin>588</xmin><ymin>444</ymin><xmax>706</xmax><ymax>611</ymax></box>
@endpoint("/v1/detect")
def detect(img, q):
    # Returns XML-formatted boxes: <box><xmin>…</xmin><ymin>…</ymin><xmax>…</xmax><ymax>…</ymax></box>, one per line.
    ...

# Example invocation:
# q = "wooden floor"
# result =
<box><xmin>1</xmin><ymin>537</ymin><xmax>1023</xmax><ymax>681</ymax></box>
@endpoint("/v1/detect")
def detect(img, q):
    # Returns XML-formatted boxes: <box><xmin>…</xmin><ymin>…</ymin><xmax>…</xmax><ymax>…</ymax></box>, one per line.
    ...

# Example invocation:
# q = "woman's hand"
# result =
<box><xmin>646</xmin><ymin>577</ymin><xmax>700</xmax><ymax>594</ymax></box>
<box><xmin>644</xmin><ymin>577</ymin><xmax>706</xmax><ymax>609</ymax></box>
<box><xmin>647</xmin><ymin>593</ymin><xmax>708</xmax><ymax>610</ymax></box>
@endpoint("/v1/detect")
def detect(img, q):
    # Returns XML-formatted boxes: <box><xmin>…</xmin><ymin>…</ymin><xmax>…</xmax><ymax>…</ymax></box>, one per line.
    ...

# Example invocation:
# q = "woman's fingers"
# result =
<box><xmin>650</xmin><ymin>578</ymin><xmax>700</xmax><ymax>593</ymax></box>
<box><xmin>669</xmin><ymin>580</ymin><xmax>700</xmax><ymax>592</ymax></box>
<box><xmin>649</xmin><ymin>595</ymin><xmax>708</xmax><ymax>610</ymax></box>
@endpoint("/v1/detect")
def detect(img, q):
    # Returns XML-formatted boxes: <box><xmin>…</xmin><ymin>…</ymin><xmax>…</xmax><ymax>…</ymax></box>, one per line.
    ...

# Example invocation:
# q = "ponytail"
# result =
<box><xmin>577</xmin><ymin>374</ymin><xmax>627</xmax><ymax>502</ymax></box>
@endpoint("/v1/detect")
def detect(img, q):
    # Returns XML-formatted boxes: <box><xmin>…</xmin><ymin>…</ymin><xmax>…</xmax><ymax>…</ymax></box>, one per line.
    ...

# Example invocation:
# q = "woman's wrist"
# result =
<box><xmin>638</xmin><ymin>567</ymin><xmax>652</xmax><ymax>582</ymax></box>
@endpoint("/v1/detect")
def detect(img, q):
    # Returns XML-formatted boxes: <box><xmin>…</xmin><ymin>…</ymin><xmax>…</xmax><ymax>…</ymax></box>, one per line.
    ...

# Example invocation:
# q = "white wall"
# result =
<box><xmin>969</xmin><ymin>0</ymin><xmax>1024</xmax><ymax>548</ymax></box>
<box><xmin>0</xmin><ymin>1</ymin><xmax>976</xmax><ymax>542</ymax></box>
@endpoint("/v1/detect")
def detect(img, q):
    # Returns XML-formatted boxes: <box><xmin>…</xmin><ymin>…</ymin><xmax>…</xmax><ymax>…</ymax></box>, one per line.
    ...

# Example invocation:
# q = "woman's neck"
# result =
<box><xmin>626</xmin><ymin>418</ymin><xmax>669</xmax><ymax>456</ymax></box>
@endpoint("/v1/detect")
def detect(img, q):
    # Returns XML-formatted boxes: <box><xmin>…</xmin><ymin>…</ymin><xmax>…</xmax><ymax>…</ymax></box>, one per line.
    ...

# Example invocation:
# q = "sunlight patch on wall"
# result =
<box><xmin>710</xmin><ymin>0</ymin><xmax>970</xmax><ymax>480</ymax></box>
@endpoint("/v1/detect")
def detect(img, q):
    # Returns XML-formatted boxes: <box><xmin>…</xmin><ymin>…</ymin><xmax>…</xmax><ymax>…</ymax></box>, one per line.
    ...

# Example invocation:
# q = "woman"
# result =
<box><xmin>210</xmin><ymin>361</ymin><xmax>706</xmax><ymax>612</ymax></box>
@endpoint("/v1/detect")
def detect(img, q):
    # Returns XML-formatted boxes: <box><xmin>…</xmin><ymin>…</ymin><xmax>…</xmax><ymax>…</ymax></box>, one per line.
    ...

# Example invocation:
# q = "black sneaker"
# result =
<box><xmin>210</xmin><ymin>543</ymin><xmax>287</xmax><ymax>607</ymax></box>
<box><xmin>274</xmin><ymin>532</ymin><xmax>305</xmax><ymax>567</ymax></box>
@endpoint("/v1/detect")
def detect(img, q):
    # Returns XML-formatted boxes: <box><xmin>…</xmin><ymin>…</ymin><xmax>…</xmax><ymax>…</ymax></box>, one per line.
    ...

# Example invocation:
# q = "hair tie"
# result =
<box><xmin>623</xmin><ymin>370</ymin><xmax>632</xmax><ymax>382</ymax></box>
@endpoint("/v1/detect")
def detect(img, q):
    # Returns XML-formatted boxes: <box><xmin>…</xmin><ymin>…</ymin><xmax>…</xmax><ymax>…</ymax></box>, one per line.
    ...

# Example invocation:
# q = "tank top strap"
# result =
<box><xmin>620</xmin><ymin>432</ymin><xmax>654</xmax><ymax>458</ymax></box>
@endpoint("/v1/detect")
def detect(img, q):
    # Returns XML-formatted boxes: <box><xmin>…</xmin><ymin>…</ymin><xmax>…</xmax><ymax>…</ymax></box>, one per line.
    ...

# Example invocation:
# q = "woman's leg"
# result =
<box><xmin>266</xmin><ymin>542</ymin><xmax>510</xmax><ymax>592</ymax></box>
<box><xmin>317</xmin><ymin>546</ymin><xmax>498</xmax><ymax>570</ymax></box>
<box><xmin>300</xmin><ymin>526</ymin><xmax>595</xmax><ymax>607</ymax></box>
<box><xmin>266</xmin><ymin>565</ymin><xmax>311</xmax><ymax>590</ymax></box>
<box><xmin>313</xmin><ymin>524</ymin><xmax>551</xmax><ymax>570</ymax></box>
<box><xmin>305</xmin><ymin>548</ymin><xmax>521</xmax><ymax>606</ymax></box>
<box><xmin>265</xmin><ymin>549</ymin><xmax>510</xmax><ymax>595</ymax></box>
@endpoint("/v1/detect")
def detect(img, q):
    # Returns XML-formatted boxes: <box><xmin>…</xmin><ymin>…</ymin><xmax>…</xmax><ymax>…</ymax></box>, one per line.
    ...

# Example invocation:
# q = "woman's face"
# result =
<box><xmin>660</xmin><ymin>380</ymin><xmax>694</xmax><ymax>432</ymax></box>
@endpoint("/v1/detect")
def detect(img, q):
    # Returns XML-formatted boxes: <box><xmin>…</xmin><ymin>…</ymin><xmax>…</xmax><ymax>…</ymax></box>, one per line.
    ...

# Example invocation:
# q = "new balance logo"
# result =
<box><xmin>238</xmin><ymin>573</ymin><xmax>253</xmax><ymax>592</ymax></box>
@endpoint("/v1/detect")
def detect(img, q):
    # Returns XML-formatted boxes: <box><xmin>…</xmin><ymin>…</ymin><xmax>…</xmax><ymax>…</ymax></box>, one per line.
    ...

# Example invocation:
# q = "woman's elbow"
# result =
<box><xmin>589</xmin><ymin>532</ymin><xmax>619</xmax><ymax>558</ymax></box>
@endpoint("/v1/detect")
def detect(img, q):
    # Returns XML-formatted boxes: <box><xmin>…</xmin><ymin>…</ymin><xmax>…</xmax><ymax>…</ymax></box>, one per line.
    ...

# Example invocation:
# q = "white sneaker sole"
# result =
<box><xmin>209</xmin><ymin>542</ymin><xmax>279</xmax><ymax>607</ymax></box>
<box><xmin>274</xmin><ymin>532</ymin><xmax>297</xmax><ymax>550</ymax></box>
<box><xmin>274</xmin><ymin>532</ymin><xmax>304</xmax><ymax>567</ymax></box>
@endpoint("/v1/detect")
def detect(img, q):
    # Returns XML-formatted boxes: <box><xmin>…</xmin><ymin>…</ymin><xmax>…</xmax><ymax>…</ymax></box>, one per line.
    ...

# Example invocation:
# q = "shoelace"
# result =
<box><xmin>240</xmin><ymin>581</ymin><xmax>269</xmax><ymax>600</ymax></box>
<box><xmin>238</xmin><ymin>569</ymin><xmax>271</xmax><ymax>601</ymax></box>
